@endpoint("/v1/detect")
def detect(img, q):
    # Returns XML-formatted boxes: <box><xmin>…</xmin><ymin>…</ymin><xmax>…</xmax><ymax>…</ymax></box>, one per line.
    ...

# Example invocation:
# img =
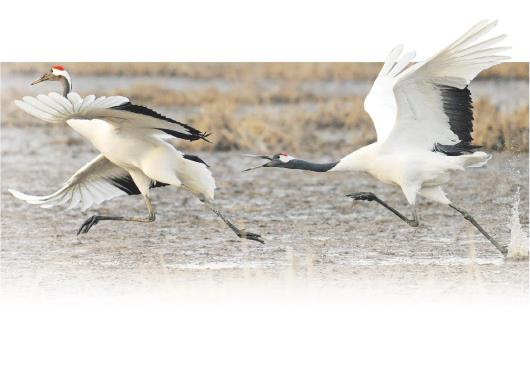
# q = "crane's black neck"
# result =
<box><xmin>61</xmin><ymin>77</ymin><xmax>72</xmax><ymax>97</ymax></box>
<box><xmin>282</xmin><ymin>159</ymin><xmax>338</xmax><ymax>172</ymax></box>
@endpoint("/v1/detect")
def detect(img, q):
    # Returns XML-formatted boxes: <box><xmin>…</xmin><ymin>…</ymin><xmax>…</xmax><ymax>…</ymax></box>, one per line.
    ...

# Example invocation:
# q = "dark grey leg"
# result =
<box><xmin>347</xmin><ymin>192</ymin><xmax>419</xmax><ymax>227</ymax></box>
<box><xmin>200</xmin><ymin>197</ymin><xmax>264</xmax><ymax>244</ymax></box>
<box><xmin>449</xmin><ymin>204</ymin><xmax>507</xmax><ymax>256</ymax></box>
<box><xmin>77</xmin><ymin>195</ymin><xmax>156</xmax><ymax>235</ymax></box>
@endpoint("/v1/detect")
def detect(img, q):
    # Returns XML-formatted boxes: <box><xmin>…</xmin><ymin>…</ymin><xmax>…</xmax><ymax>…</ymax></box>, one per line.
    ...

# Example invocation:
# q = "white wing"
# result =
<box><xmin>9</xmin><ymin>155</ymin><xmax>140</xmax><ymax>211</ymax></box>
<box><xmin>15</xmin><ymin>92</ymin><xmax>208</xmax><ymax>142</ymax></box>
<box><xmin>14</xmin><ymin>93</ymin><xmax>129</xmax><ymax>123</ymax></box>
<box><xmin>365</xmin><ymin>20</ymin><xmax>509</xmax><ymax>151</ymax></box>
<box><xmin>364</xmin><ymin>45</ymin><xmax>416</xmax><ymax>141</ymax></box>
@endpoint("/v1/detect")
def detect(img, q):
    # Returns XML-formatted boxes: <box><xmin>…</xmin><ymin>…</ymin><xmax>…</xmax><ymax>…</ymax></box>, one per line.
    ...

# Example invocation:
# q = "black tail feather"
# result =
<box><xmin>433</xmin><ymin>142</ymin><xmax>482</xmax><ymax>156</ymax></box>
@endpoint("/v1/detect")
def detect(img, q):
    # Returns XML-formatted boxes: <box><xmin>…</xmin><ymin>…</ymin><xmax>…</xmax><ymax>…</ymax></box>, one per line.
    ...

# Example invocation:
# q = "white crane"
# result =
<box><xmin>30</xmin><ymin>65</ymin><xmax>73</xmax><ymax>96</ymax></box>
<box><xmin>245</xmin><ymin>20</ymin><xmax>510</xmax><ymax>255</ymax></box>
<box><xmin>9</xmin><ymin>67</ymin><xmax>264</xmax><ymax>243</ymax></box>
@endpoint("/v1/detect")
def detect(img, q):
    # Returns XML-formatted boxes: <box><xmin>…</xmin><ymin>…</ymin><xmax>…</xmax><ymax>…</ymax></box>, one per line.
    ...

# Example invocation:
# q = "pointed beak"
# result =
<box><xmin>241</xmin><ymin>154</ymin><xmax>273</xmax><ymax>160</ymax></box>
<box><xmin>31</xmin><ymin>73</ymin><xmax>50</xmax><ymax>85</ymax></box>
<box><xmin>241</xmin><ymin>154</ymin><xmax>272</xmax><ymax>172</ymax></box>
<box><xmin>242</xmin><ymin>163</ymin><xmax>271</xmax><ymax>172</ymax></box>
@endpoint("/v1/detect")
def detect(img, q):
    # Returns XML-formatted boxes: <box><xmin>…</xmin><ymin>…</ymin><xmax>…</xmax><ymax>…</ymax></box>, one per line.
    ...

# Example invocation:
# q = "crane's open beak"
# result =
<box><xmin>241</xmin><ymin>154</ymin><xmax>272</xmax><ymax>172</ymax></box>
<box><xmin>31</xmin><ymin>72</ymin><xmax>51</xmax><ymax>85</ymax></box>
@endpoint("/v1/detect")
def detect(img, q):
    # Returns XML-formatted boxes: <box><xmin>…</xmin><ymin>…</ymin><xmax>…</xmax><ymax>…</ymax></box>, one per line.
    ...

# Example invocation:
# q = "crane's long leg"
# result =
<box><xmin>76</xmin><ymin>195</ymin><xmax>156</xmax><ymax>235</ymax></box>
<box><xmin>346</xmin><ymin>192</ymin><xmax>419</xmax><ymax>227</ymax></box>
<box><xmin>449</xmin><ymin>204</ymin><xmax>507</xmax><ymax>256</ymax></box>
<box><xmin>198</xmin><ymin>196</ymin><xmax>264</xmax><ymax>244</ymax></box>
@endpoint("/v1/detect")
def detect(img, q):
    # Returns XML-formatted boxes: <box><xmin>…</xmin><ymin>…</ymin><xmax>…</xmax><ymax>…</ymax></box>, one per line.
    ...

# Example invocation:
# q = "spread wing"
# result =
<box><xmin>8</xmin><ymin>154</ymin><xmax>168</xmax><ymax>211</ymax></box>
<box><xmin>14</xmin><ymin>92</ymin><xmax>209</xmax><ymax>142</ymax></box>
<box><xmin>363</xmin><ymin>44</ymin><xmax>416</xmax><ymax>142</ymax></box>
<box><xmin>364</xmin><ymin>20</ymin><xmax>509</xmax><ymax>153</ymax></box>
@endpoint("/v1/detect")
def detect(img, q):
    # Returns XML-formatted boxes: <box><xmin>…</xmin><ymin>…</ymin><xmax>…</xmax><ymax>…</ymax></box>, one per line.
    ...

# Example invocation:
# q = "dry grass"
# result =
<box><xmin>474</xmin><ymin>100</ymin><xmax>529</xmax><ymax>151</ymax></box>
<box><xmin>479</xmin><ymin>62</ymin><xmax>528</xmax><ymax>79</ymax></box>
<box><xmin>174</xmin><ymin>98</ymin><xmax>372</xmax><ymax>153</ymax></box>
<box><xmin>106</xmin><ymin>82</ymin><xmax>528</xmax><ymax>153</ymax></box>
<box><xmin>108</xmin><ymin>82</ymin><xmax>322</xmax><ymax>107</ymax></box>
<box><xmin>2</xmin><ymin>62</ymin><xmax>527</xmax><ymax>154</ymax></box>
<box><xmin>3</xmin><ymin>62</ymin><xmax>528</xmax><ymax>80</ymax></box>
<box><xmin>174</xmin><ymin>96</ymin><xmax>527</xmax><ymax>154</ymax></box>
<box><xmin>184</xmin><ymin>103</ymin><xmax>300</xmax><ymax>152</ymax></box>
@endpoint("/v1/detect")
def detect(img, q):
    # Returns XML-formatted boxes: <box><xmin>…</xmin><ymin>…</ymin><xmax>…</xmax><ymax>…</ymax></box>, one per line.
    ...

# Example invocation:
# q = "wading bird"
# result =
<box><xmin>245</xmin><ymin>20</ymin><xmax>509</xmax><ymax>255</ymax></box>
<box><xmin>10</xmin><ymin>67</ymin><xmax>263</xmax><ymax>243</ymax></box>
<box><xmin>31</xmin><ymin>65</ymin><xmax>73</xmax><ymax>96</ymax></box>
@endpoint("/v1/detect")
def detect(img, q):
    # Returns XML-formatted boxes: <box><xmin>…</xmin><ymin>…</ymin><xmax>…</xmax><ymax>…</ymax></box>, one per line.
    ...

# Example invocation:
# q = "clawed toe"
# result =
<box><xmin>245</xmin><ymin>232</ymin><xmax>265</xmax><ymax>244</ymax></box>
<box><xmin>346</xmin><ymin>192</ymin><xmax>377</xmax><ymax>202</ymax></box>
<box><xmin>237</xmin><ymin>229</ymin><xmax>265</xmax><ymax>244</ymax></box>
<box><xmin>76</xmin><ymin>215</ymin><xmax>100</xmax><ymax>235</ymax></box>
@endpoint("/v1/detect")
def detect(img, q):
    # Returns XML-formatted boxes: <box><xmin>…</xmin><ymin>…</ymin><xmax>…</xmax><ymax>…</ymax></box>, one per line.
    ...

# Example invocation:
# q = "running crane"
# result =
<box><xmin>10</xmin><ymin>67</ymin><xmax>264</xmax><ymax>243</ymax></box>
<box><xmin>245</xmin><ymin>20</ymin><xmax>510</xmax><ymax>254</ymax></box>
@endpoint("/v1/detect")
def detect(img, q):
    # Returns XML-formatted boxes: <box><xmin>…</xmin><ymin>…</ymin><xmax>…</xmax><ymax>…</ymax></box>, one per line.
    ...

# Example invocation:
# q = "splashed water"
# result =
<box><xmin>507</xmin><ymin>187</ymin><xmax>529</xmax><ymax>261</ymax></box>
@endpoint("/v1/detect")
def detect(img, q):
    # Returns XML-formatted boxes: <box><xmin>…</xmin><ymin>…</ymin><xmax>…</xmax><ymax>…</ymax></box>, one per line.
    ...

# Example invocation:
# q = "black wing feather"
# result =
<box><xmin>111</xmin><ymin>102</ymin><xmax>211</xmax><ymax>142</ymax></box>
<box><xmin>438</xmin><ymin>85</ymin><xmax>474</xmax><ymax>142</ymax></box>
<box><xmin>183</xmin><ymin>154</ymin><xmax>210</xmax><ymax>167</ymax></box>
<box><xmin>111</xmin><ymin>175</ymin><xmax>169</xmax><ymax>196</ymax></box>
<box><xmin>433</xmin><ymin>85</ymin><xmax>479</xmax><ymax>156</ymax></box>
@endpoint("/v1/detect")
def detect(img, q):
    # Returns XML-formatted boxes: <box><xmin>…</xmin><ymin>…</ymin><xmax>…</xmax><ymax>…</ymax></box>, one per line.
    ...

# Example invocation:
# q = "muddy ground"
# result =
<box><xmin>1</xmin><ymin>124</ymin><xmax>528</xmax><ymax>300</ymax></box>
<box><xmin>1</xmin><ymin>67</ymin><xmax>528</xmax><ymax>301</ymax></box>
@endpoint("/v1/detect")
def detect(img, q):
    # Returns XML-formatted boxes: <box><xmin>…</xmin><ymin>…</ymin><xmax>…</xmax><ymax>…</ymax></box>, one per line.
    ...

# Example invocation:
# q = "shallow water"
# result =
<box><xmin>508</xmin><ymin>187</ymin><xmax>529</xmax><ymax>260</ymax></box>
<box><xmin>0</xmin><ymin>124</ymin><xmax>528</xmax><ymax>299</ymax></box>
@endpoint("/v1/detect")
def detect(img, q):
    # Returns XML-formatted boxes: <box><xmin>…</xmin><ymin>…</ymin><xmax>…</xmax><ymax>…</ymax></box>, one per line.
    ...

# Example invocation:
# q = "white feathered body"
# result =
<box><xmin>67</xmin><ymin>118</ymin><xmax>215</xmax><ymax>200</ymax></box>
<box><xmin>332</xmin><ymin>20</ymin><xmax>506</xmax><ymax>206</ymax></box>
<box><xmin>10</xmin><ymin>92</ymin><xmax>216</xmax><ymax>210</ymax></box>
<box><xmin>334</xmin><ymin>142</ymin><xmax>489</xmax><ymax>204</ymax></box>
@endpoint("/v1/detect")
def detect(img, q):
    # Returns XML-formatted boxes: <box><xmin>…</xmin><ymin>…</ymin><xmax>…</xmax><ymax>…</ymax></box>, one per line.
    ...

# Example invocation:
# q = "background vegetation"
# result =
<box><xmin>2</xmin><ymin>62</ymin><xmax>528</xmax><ymax>154</ymax></box>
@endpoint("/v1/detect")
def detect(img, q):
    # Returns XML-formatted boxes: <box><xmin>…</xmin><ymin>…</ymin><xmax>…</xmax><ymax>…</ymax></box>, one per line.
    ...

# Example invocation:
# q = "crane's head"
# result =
<box><xmin>31</xmin><ymin>65</ymin><xmax>72</xmax><ymax>95</ymax></box>
<box><xmin>243</xmin><ymin>152</ymin><xmax>296</xmax><ymax>171</ymax></box>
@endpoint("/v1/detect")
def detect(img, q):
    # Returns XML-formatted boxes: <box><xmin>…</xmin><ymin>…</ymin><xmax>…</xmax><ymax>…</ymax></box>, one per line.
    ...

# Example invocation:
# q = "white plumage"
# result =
<box><xmin>10</xmin><ymin>88</ymin><xmax>262</xmax><ymax>242</ymax></box>
<box><xmin>364</xmin><ymin>21</ymin><xmax>508</xmax><ymax>143</ymax></box>
<box><xmin>333</xmin><ymin>19</ymin><xmax>508</xmax><ymax>207</ymax></box>
<box><xmin>13</xmin><ymin>92</ymin><xmax>216</xmax><ymax>206</ymax></box>
<box><xmin>9</xmin><ymin>155</ymin><xmax>133</xmax><ymax>211</ymax></box>
<box><xmin>247</xmin><ymin>20</ymin><xmax>510</xmax><ymax>255</ymax></box>
<box><xmin>16</xmin><ymin>93</ymin><xmax>129</xmax><ymax>123</ymax></box>
<box><xmin>15</xmin><ymin>92</ymin><xmax>201</xmax><ymax>140</ymax></box>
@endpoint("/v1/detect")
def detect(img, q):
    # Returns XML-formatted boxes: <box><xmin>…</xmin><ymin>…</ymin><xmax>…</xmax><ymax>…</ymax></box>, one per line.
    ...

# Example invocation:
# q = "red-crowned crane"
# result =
<box><xmin>30</xmin><ymin>65</ymin><xmax>73</xmax><ymax>96</ymax></box>
<box><xmin>245</xmin><ymin>20</ymin><xmax>510</xmax><ymax>254</ymax></box>
<box><xmin>9</xmin><ymin>67</ymin><xmax>264</xmax><ymax>243</ymax></box>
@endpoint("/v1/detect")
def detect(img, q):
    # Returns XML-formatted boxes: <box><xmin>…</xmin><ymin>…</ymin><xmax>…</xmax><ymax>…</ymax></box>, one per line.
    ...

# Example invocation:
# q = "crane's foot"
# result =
<box><xmin>234</xmin><ymin>229</ymin><xmax>265</xmax><ymax>244</ymax></box>
<box><xmin>77</xmin><ymin>215</ymin><xmax>101</xmax><ymax>235</ymax></box>
<box><xmin>449</xmin><ymin>204</ymin><xmax>508</xmax><ymax>256</ymax></box>
<box><xmin>202</xmin><ymin>199</ymin><xmax>265</xmax><ymax>244</ymax></box>
<box><xmin>347</xmin><ymin>191</ymin><xmax>419</xmax><ymax>227</ymax></box>
<box><xmin>406</xmin><ymin>219</ymin><xmax>419</xmax><ymax>227</ymax></box>
<box><xmin>346</xmin><ymin>192</ymin><xmax>377</xmax><ymax>202</ymax></box>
